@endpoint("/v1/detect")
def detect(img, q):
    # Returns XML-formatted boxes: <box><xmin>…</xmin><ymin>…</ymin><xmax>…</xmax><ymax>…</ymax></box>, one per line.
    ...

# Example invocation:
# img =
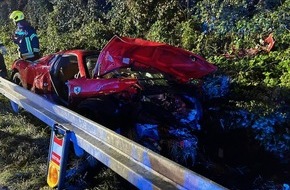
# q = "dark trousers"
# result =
<box><xmin>0</xmin><ymin>53</ymin><xmax>7</xmax><ymax>78</ymax></box>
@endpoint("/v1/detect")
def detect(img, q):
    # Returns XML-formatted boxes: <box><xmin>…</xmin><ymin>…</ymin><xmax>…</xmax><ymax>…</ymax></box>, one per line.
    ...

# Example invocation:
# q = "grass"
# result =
<box><xmin>0</xmin><ymin>95</ymin><xmax>136</xmax><ymax>190</ymax></box>
<box><xmin>0</xmin><ymin>95</ymin><xmax>51</xmax><ymax>190</ymax></box>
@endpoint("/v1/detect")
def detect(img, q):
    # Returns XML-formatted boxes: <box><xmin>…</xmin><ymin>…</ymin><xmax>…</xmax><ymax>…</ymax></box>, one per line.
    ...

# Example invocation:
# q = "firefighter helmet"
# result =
<box><xmin>9</xmin><ymin>10</ymin><xmax>25</xmax><ymax>24</ymax></box>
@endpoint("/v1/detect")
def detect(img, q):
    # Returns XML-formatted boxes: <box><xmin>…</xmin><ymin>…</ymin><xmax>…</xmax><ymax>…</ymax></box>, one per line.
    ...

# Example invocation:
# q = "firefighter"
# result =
<box><xmin>0</xmin><ymin>42</ymin><xmax>8</xmax><ymax>78</ymax></box>
<box><xmin>9</xmin><ymin>10</ymin><xmax>40</xmax><ymax>61</ymax></box>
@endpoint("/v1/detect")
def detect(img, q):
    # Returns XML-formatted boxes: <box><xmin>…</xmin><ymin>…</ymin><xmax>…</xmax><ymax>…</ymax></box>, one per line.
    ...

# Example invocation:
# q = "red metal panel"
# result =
<box><xmin>67</xmin><ymin>77</ymin><xmax>140</xmax><ymax>99</ymax></box>
<box><xmin>96</xmin><ymin>36</ymin><xmax>217</xmax><ymax>82</ymax></box>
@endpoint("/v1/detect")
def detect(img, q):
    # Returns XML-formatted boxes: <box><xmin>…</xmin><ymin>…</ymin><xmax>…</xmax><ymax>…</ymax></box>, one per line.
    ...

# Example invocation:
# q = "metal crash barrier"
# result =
<box><xmin>0</xmin><ymin>77</ymin><xmax>227</xmax><ymax>190</ymax></box>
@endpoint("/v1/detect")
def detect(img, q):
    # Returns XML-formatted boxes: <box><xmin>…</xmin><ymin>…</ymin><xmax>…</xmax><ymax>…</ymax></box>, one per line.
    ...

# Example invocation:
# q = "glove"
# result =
<box><xmin>10</xmin><ymin>34</ymin><xmax>18</xmax><ymax>43</ymax></box>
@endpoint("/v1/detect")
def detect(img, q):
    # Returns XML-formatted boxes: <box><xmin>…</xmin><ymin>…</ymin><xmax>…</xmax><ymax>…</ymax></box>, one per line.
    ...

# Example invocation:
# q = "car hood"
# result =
<box><xmin>95</xmin><ymin>35</ymin><xmax>217</xmax><ymax>82</ymax></box>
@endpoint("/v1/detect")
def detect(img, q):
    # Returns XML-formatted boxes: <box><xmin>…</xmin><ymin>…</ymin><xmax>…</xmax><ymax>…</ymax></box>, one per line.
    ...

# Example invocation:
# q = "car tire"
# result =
<box><xmin>77</xmin><ymin>98</ymin><xmax>121</xmax><ymax>130</ymax></box>
<box><xmin>10</xmin><ymin>72</ymin><xmax>23</xmax><ymax>113</ymax></box>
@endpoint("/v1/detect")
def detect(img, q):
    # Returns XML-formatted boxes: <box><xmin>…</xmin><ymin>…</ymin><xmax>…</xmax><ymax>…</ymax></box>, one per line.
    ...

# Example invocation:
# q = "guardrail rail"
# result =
<box><xmin>0</xmin><ymin>77</ymin><xmax>227</xmax><ymax>190</ymax></box>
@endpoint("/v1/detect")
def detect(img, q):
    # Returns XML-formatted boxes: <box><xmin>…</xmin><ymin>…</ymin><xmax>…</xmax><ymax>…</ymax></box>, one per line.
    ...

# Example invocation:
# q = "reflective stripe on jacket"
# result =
<box><xmin>13</xmin><ymin>20</ymin><xmax>40</xmax><ymax>58</ymax></box>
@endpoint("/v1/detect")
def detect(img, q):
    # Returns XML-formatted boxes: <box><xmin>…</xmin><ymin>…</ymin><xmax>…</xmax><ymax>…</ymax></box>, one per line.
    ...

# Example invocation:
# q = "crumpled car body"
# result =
<box><xmin>11</xmin><ymin>49</ymin><xmax>138</xmax><ymax>105</ymax></box>
<box><xmin>67</xmin><ymin>36</ymin><xmax>216</xmax><ymax>101</ymax></box>
<box><xmin>11</xmin><ymin>35</ymin><xmax>217</xmax><ymax>163</ymax></box>
<box><xmin>11</xmin><ymin>35</ymin><xmax>216</xmax><ymax>103</ymax></box>
<box><xmin>94</xmin><ymin>36</ymin><xmax>217</xmax><ymax>81</ymax></box>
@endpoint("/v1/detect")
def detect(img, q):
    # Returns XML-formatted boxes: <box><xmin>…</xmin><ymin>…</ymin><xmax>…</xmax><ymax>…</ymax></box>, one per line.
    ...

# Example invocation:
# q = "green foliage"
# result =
<box><xmin>278</xmin><ymin>59</ymin><xmax>290</xmax><ymax>88</ymax></box>
<box><xmin>70</xmin><ymin>21</ymin><xmax>113</xmax><ymax>50</ymax></box>
<box><xmin>0</xmin><ymin>0</ymin><xmax>18</xmax><ymax>25</ymax></box>
<box><xmin>47</xmin><ymin>0</ymin><xmax>88</xmax><ymax>33</ymax></box>
<box><xmin>177</xmin><ymin>20</ymin><xmax>197</xmax><ymax>49</ymax></box>
<box><xmin>0</xmin><ymin>0</ymin><xmax>288</xmax><ymax>116</ymax></box>
<box><xmin>252</xmin><ymin>111</ymin><xmax>290</xmax><ymax>158</ymax></box>
<box><xmin>23</xmin><ymin>0</ymin><xmax>53</xmax><ymax>30</ymax></box>
<box><xmin>146</xmin><ymin>20</ymin><xmax>175</xmax><ymax>44</ymax></box>
<box><xmin>0</xmin><ymin>0</ymin><xmax>288</xmax><ymax>188</ymax></box>
<box><xmin>106</xmin><ymin>0</ymin><xmax>187</xmax><ymax>39</ymax></box>
<box><xmin>0</xmin><ymin>25</ymin><xmax>21</xmax><ymax>67</ymax></box>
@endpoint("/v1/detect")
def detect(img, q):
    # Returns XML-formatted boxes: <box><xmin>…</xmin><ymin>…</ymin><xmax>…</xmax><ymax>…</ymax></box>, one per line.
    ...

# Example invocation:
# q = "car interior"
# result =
<box><xmin>50</xmin><ymin>55</ymin><xmax>79</xmax><ymax>103</ymax></box>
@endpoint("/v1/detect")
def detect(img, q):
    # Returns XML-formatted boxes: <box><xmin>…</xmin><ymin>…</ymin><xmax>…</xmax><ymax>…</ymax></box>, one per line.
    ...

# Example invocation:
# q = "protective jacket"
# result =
<box><xmin>12</xmin><ymin>20</ymin><xmax>40</xmax><ymax>60</ymax></box>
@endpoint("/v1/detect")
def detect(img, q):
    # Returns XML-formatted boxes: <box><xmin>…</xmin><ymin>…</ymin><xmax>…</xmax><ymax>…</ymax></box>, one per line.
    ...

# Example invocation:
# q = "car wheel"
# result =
<box><xmin>10</xmin><ymin>72</ymin><xmax>23</xmax><ymax>113</ymax></box>
<box><xmin>12</xmin><ymin>72</ymin><xmax>23</xmax><ymax>87</ymax></box>
<box><xmin>77</xmin><ymin>98</ymin><xmax>120</xmax><ymax>130</ymax></box>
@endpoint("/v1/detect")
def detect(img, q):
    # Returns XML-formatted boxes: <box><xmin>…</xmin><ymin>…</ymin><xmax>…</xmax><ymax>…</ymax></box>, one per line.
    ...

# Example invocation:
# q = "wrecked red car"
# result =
<box><xmin>11</xmin><ymin>35</ymin><xmax>217</xmax><ymax>161</ymax></box>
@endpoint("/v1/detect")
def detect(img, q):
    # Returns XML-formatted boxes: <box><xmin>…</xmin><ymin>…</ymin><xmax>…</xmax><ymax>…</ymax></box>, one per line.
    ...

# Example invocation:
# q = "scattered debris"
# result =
<box><xmin>224</xmin><ymin>33</ymin><xmax>275</xmax><ymax>59</ymax></box>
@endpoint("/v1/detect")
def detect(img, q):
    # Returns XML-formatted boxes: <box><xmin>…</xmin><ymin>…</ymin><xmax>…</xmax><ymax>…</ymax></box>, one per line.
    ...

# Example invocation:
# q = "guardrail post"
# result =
<box><xmin>47</xmin><ymin>124</ymin><xmax>71</xmax><ymax>189</ymax></box>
